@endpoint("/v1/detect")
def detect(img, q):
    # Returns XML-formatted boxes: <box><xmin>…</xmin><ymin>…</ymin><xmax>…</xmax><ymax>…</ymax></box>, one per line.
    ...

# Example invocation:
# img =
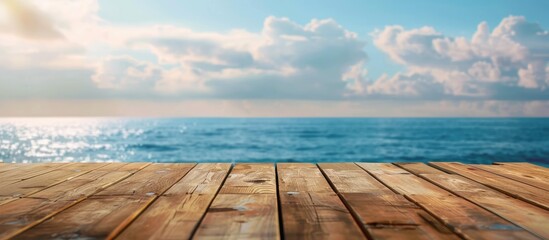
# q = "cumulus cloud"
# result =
<box><xmin>96</xmin><ymin>16</ymin><xmax>367</xmax><ymax>98</ymax></box>
<box><xmin>369</xmin><ymin>16</ymin><xmax>549</xmax><ymax>100</ymax></box>
<box><xmin>92</xmin><ymin>56</ymin><xmax>162</xmax><ymax>90</ymax></box>
<box><xmin>0</xmin><ymin>0</ymin><xmax>547</xmax><ymax>106</ymax></box>
<box><xmin>367</xmin><ymin>72</ymin><xmax>445</xmax><ymax>98</ymax></box>
<box><xmin>0</xmin><ymin>0</ymin><xmax>369</xmax><ymax>99</ymax></box>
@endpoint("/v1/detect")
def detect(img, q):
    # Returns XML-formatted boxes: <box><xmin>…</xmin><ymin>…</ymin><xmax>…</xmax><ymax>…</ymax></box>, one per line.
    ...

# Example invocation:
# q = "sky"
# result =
<box><xmin>0</xmin><ymin>0</ymin><xmax>548</xmax><ymax>117</ymax></box>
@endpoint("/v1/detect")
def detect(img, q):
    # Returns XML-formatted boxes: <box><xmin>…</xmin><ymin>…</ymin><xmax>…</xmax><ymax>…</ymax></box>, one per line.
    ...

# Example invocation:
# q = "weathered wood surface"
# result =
<box><xmin>0</xmin><ymin>163</ymin><xmax>69</xmax><ymax>182</ymax></box>
<box><xmin>0</xmin><ymin>163</ymin><xmax>33</xmax><ymax>174</ymax></box>
<box><xmin>431</xmin><ymin>162</ymin><xmax>549</xmax><ymax>211</ymax></box>
<box><xmin>278</xmin><ymin>163</ymin><xmax>365</xmax><ymax>240</ymax></box>
<box><xmin>357</xmin><ymin>163</ymin><xmax>539</xmax><ymax>240</ymax></box>
<box><xmin>0</xmin><ymin>162</ymin><xmax>547</xmax><ymax>240</ymax></box>
<box><xmin>0</xmin><ymin>163</ymin><xmax>149</xmax><ymax>239</ymax></box>
<box><xmin>0</xmin><ymin>163</ymin><xmax>107</xmax><ymax>205</ymax></box>
<box><xmin>12</xmin><ymin>163</ymin><xmax>195</xmax><ymax>240</ymax></box>
<box><xmin>193</xmin><ymin>163</ymin><xmax>280</xmax><ymax>239</ymax></box>
<box><xmin>116</xmin><ymin>163</ymin><xmax>231</xmax><ymax>240</ymax></box>
<box><xmin>494</xmin><ymin>162</ymin><xmax>549</xmax><ymax>177</ymax></box>
<box><xmin>319</xmin><ymin>163</ymin><xmax>458</xmax><ymax>240</ymax></box>
<box><xmin>398</xmin><ymin>162</ymin><xmax>549</xmax><ymax>239</ymax></box>
<box><xmin>476</xmin><ymin>163</ymin><xmax>549</xmax><ymax>191</ymax></box>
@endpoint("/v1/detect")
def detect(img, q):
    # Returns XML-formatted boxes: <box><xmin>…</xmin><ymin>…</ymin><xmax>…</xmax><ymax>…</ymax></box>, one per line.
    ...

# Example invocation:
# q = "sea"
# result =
<box><xmin>1</xmin><ymin>118</ymin><xmax>548</xmax><ymax>166</ymax></box>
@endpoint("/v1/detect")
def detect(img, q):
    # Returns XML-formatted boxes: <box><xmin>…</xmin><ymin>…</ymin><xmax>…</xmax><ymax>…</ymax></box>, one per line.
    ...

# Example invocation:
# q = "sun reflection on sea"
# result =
<box><xmin>0</xmin><ymin>118</ymin><xmax>126</xmax><ymax>163</ymax></box>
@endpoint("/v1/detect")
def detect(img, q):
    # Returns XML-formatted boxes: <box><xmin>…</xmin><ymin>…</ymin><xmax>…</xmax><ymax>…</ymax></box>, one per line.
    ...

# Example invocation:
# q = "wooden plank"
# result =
<box><xmin>477</xmin><ymin>164</ymin><xmax>549</xmax><ymax>191</ymax></box>
<box><xmin>0</xmin><ymin>163</ymin><xmax>28</xmax><ymax>174</ymax></box>
<box><xmin>0</xmin><ymin>163</ymin><xmax>149</xmax><ymax>240</ymax></box>
<box><xmin>218</xmin><ymin>163</ymin><xmax>277</xmax><ymax>194</ymax></box>
<box><xmin>278</xmin><ymin>163</ymin><xmax>365</xmax><ymax>240</ymax></box>
<box><xmin>278</xmin><ymin>163</ymin><xmax>333</xmax><ymax>193</ymax></box>
<box><xmin>357</xmin><ymin>163</ymin><xmax>538</xmax><ymax>240</ymax></box>
<box><xmin>319</xmin><ymin>163</ymin><xmax>458</xmax><ymax>240</ymax></box>
<box><xmin>0</xmin><ymin>163</ymin><xmax>73</xmax><ymax>186</ymax></box>
<box><xmin>0</xmin><ymin>163</ymin><xmax>21</xmax><ymax>173</ymax></box>
<box><xmin>398</xmin><ymin>162</ymin><xmax>549</xmax><ymax>239</ymax></box>
<box><xmin>431</xmin><ymin>162</ymin><xmax>549</xmax><ymax>210</ymax></box>
<box><xmin>12</xmin><ymin>163</ymin><xmax>195</xmax><ymax>240</ymax></box>
<box><xmin>116</xmin><ymin>163</ymin><xmax>232</xmax><ymax>240</ymax></box>
<box><xmin>0</xmin><ymin>163</ymin><xmax>107</xmax><ymax>205</ymax></box>
<box><xmin>194</xmin><ymin>163</ymin><xmax>279</xmax><ymax>239</ymax></box>
<box><xmin>494</xmin><ymin>162</ymin><xmax>549</xmax><ymax>178</ymax></box>
<box><xmin>196</xmin><ymin>194</ymin><xmax>279</xmax><ymax>239</ymax></box>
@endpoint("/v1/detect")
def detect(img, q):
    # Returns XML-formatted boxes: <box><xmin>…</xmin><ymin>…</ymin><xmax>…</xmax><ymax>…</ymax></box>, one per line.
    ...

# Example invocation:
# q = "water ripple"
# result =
<box><xmin>0</xmin><ymin>118</ymin><xmax>547</xmax><ymax>166</ymax></box>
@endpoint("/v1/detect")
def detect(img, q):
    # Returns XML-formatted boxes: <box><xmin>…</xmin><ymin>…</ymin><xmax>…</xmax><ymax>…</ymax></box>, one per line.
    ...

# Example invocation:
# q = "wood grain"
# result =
<box><xmin>0</xmin><ymin>163</ymin><xmax>148</xmax><ymax>240</ymax></box>
<box><xmin>431</xmin><ymin>162</ymin><xmax>549</xmax><ymax>210</ymax></box>
<box><xmin>319</xmin><ymin>163</ymin><xmax>458</xmax><ymax>240</ymax></box>
<box><xmin>493</xmin><ymin>162</ymin><xmax>549</xmax><ymax>178</ymax></box>
<box><xmin>0</xmin><ymin>163</ymin><xmax>74</xmax><ymax>187</ymax></box>
<box><xmin>12</xmin><ymin>163</ymin><xmax>195</xmax><ymax>240</ymax></box>
<box><xmin>0</xmin><ymin>163</ymin><xmax>27</xmax><ymax>174</ymax></box>
<box><xmin>0</xmin><ymin>163</ymin><xmax>107</xmax><ymax>205</ymax></box>
<box><xmin>116</xmin><ymin>163</ymin><xmax>231</xmax><ymax>240</ymax></box>
<box><xmin>194</xmin><ymin>163</ymin><xmax>279</xmax><ymax>239</ymax></box>
<box><xmin>277</xmin><ymin>163</ymin><xmax>333</xmax><ymax>193</ymax></box>
<box><xmin>279</xmin><ymin>163</ymin><xmax>365</xmax><ymax>240</ymax></box>
<box><xmin>195</xmin><ymin>194</ymin><xmax>279</xmax><ymax>239</ymax></box>
<box><xmin>219</xmin><ymin>163</ymin><xmax>277</xmax><ymax>194</ymax></box>
<box><xmin>398</xmin><ymin>162</ymin><xmax>549</xmax><ymax>239</ymax></box>
<box><xmin>476</xmin><ymin>164</ymin><xmax>549</xmax><ymax>191</ymax></box>
<box><xmin>357</xmin><ymin>163</ymin><xmax>538</xmax><ymax>240</ymax></box>
<box><xmin>0</xmin><ymin>162</ymin><xmax>547</xmax><ymax>240</ymax></box>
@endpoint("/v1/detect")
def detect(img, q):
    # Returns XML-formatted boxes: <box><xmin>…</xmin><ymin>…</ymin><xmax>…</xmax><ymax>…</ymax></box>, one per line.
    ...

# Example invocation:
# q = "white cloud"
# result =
<box><xmin>1</xmin><ymin>0</ymin><xmax>369</xmax><ymax>99</ymax></box>
<box><xmin>369</xmin><ymin>16</ymin><xmax>549</xmax><ymax>99</ymax></box>
<box><xmin>467</xmin><ymin>61</ymin><xmax>500</xmax><ymax>82</ymax></box>
<box><xmin>366</xmin><ymin>72</ymin><xmax>444</xmax><ymax>97</ymax></box>
<box><xmin>93</xmin><ymin>16</ymin><xmax>368</xmax><ymax>98</ymax></box>
<box><xmin>92</xmin><ymin>56</ymin><xmax>161</xmax><ymax>90</ymax></box>
<box><xmin>0</xmin><ymin>0</ymin><xmax>547</xmax><ymax>108</ymax></box>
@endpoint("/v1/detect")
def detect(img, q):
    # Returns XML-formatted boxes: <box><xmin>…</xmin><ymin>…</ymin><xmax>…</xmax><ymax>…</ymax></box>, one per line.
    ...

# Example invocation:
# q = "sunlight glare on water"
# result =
<box><xmin>0</xmin><ymin>118</ymin><xmax>548</xmax><ymax>165</ymax></box>
<box><xmin>0</xmin><ymin>118</ymin><xmax>127</xmax><ymax>163</ymax></box>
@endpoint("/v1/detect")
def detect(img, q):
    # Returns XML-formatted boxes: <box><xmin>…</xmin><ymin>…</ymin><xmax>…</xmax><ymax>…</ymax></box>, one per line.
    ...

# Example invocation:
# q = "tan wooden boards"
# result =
<box><xmin>0</xmin><ymin>163</ymin><xmax>28</xmax><ymax>174</ymax></box>
<box><xmin>0</xmin><ymin>163</ymin><xmax>149</xmax><ymax>240</ymax></box>
<box><xmin>398</xmin><ymin>162</ymin><xmax>549</xmax><ymax>239</ymax></box>
<box><xmin>0</xmin><ymin>163</ymin><xmax>69</xmax><ymax>183</ymax></box>
<box><xmin>194</xmin><ymin>163</ymin><xmax>279</xmax><ymax>239</ymax></box>
<box><xmin>494</xmin><ymin>162</ymin><xmax>549</xmax><ymax>177</ymax></box>
<box><xmin>319</xmin><ymin>163</ymin><xmax>458</xmax><ymax>240</ymax></box>
<box><xmin>431</xmin><ymin>162</ymin><xmax>549</xmax><ymax>210</ymax></box>
<box><xmin>0</xmin><ymin>163</ymin><xmax>108</xmax><ymax>205</ymax></box>
<box><xmin>477</xmin><ymin>163</ymin><xmax>549</xmax><ymax>191</ymax></box>
<box><xmin>0</xmin><ymin>162</ymin><xmax>548</xmax><ymax>240</ymax></box>
<box><xmin>116</xmin><ymin>163</ymin><xmax>231</xmax><ymax>240</ymax></box>
<box><xmin>357</xmin><ymin>163</ymin><xmax>538</xmax><ymax>240</ymax></box>
<box><xmin>279</xmin><ymin>163</ymin><xmax>365</xmax><ymax>240</ymax></box>
<box><xmin>217</xmin><ymin>163</ymin><xmax>277</xmax><ymax>194</ymax></box>
<box><xmin>12</xmin><ymin>163</ymin><xmax>195</xmax><ymax>240</ymax></box>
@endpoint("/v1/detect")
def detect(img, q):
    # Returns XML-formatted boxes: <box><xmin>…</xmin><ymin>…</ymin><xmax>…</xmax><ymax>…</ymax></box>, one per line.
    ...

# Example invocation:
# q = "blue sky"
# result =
<box><xmin>98</xmin><ymin>0</ymin><xmax>549</xmax><ymax>78</ymax></box>
<box><xmin>0</xmin><ymin>0</ymin><xmax>548</xmax><ymax>116</ymax></box>
<box><xmin>98</xmin><ymin>0</ymin><xmax>549</xmax><ymax>32</ymax></box>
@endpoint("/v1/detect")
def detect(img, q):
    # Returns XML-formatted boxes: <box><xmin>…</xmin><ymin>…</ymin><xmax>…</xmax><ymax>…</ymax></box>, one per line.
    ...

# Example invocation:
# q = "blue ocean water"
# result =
<box><xmin>0</xmin><ymin>118</ymin><xmax>548</xmax><ymax>165</ymax></box>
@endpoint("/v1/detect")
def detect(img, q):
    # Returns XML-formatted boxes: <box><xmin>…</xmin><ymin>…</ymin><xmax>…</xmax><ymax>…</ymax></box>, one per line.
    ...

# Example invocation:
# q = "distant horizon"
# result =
<box><xmin>2</xmin><ymin>115</ymin><xmax>549</xmax><ymax>119</ymax></box>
